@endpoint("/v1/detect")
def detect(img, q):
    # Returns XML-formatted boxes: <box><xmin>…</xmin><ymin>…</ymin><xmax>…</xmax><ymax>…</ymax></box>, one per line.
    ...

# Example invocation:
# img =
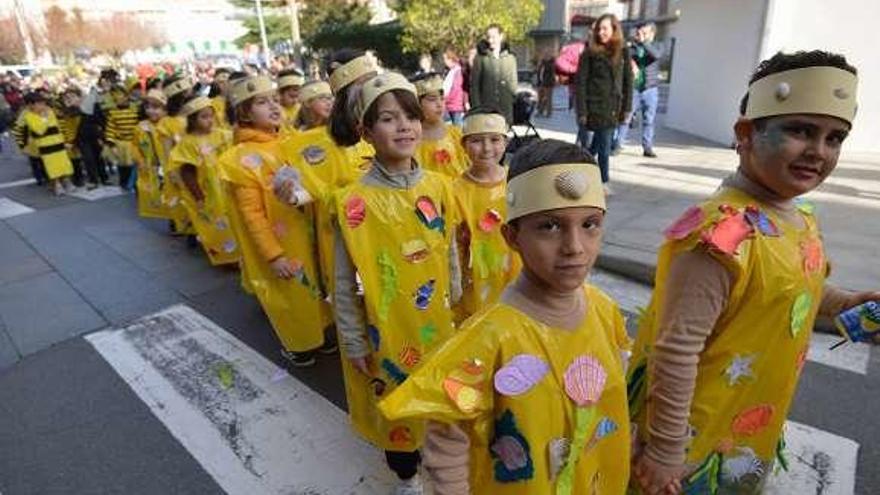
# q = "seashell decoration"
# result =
<box><xmin>443</xmin><ymin>377</ymin><xmax>481</xmax><ymax>413</ymax></box>
<box><xmin>563</xmin><ymin>355</ymin><xmax>607</xmax><ymax>407</ymax></box>
<box><xmin>493</xmin><ymin>354</ymin><xmax>550</xmax><ymax>396</ymax></box>
<box><xmin>554</xmin><ymin>170</ymin><xmax>590</xmax><ymax>200</ymax></box>
<box><xmin>344</xmin><ymin>196</ymin><xmax>366</xmax><ymax>228</ymax></box>
<box><xmin>731</xmin><ymin>404</ymin><xmax>774</xmax><ymax>436</ymax></box>
<box><xmin>491</xmin><ymin>435</ymin><xmax>529</xmax><ymax>471</ymax></box>
<box><xmin>548</xmin><ymin>437</ymin><xmax>571</xmax><ymax>478</ymax></box>
<box><xmin>478</xmin><ymin>209</ymin><xmax>503</xmax><ymax>232</ymax></box>
<box><xmin>663</xmin><ymin>205</ymin><xmax>705</xmax><ymax>240</ymax></box>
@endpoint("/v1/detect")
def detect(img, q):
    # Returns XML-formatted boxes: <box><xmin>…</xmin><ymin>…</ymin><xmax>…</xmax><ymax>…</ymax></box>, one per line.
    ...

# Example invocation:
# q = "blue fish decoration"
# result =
<box><xmin>367</xmin><ymin>325</ymin><xmax>381</xmax><ymax>351</ymax></box>
<box><xmin>744</xmin><ymin>207</ymin><xmax>781</xmax><ymax>237</ymax></box>
<box><xmin>413</xmin><ymin>279</ymin><xmax>436</xmax><ymax>310</ymax></box>
<box><xmin>595</xmin><ymin>417</ymin><xmax>618</xmax><ymax>439</ymax></box>
<box><xmin>381</xmin><ymin>358</ymin><xmax>408</xmax><ymax>384</ymax></box>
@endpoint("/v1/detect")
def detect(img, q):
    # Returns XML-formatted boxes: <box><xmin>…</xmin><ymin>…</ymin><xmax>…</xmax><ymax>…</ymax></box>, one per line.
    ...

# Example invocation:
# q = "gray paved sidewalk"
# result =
<box><xmin>532</xmin><ymin>92</ymin><xmax>880</xmax><ymax>292</ymax></box>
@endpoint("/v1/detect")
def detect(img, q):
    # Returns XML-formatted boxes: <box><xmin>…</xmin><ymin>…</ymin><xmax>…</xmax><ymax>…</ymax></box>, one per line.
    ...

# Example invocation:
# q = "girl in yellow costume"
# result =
<box><xmin>411</xmin><ymin>73</ymin><xmax>468</xmax><ymax>179</ymax></box>
<box><xmin>277</xmin><ymin>68</ymin><xmax>304</xmax><ymax>137</ymax></box>
<box><xmin>156</xmin><ymin>76</ymin><xmax>194</xmax><ymax>234</ymax></box>
<box><xmin>381</xmin><ymin>139</ymin><xmax>632</xmax><ymax>495</ymax></box>
<box><xmin>292</xmin><ymin>80</ymin><xmax>333</xmax><ymax>132</ymax></box>
<box><xmin>132</xmin><ymin>89</ymin><xmax>170</xmax><ymax>219</ymax></box>
<box><xmin>21</xmin><ymin>92</ymin><xmax>75</xmax><ymax>195</ymax></box>
<box><xmin>452</xmin><ymin>110</ymin><xmax>521</xmax><ymax>323</ymax></box>
<box><xmin>218</xmin><ymin>75</ymin><xmax>334</xmax><ymax>368</ymax></box>
<box><xmin>210</xmin><ymin>68</ymin><xmax>232</xmax><ymax>130</ymax></box>
<box><xmin>628</xmin><ymin>52</ymin><xmax>880</xmax><ymax>495</ymax></box>
<box><xmin>333</xmin><ymin>72</ymin><xmax>459</xmax><ymax>494</ymax></box>
<box><xmin>168</xmin><ymin>95</ymin><xmax>237</xmax><ymax>265</ymax></box>
<box><xmin>279</xmin><ymin>50</ymin><xmax>376</xmax><ymax>296</ymax></box>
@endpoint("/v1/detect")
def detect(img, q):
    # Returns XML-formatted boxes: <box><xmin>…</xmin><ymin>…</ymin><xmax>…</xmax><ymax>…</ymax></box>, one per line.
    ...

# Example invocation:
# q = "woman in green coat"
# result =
<box><xmin>575</xmin><ymin>14</ymin><xmax>633</xmax><ymax>193</ymax></box>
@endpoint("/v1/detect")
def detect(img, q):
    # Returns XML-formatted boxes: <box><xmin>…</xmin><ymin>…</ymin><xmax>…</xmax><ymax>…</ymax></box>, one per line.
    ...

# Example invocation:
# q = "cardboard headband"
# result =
<box><xmin>179</xmin><ymin>96</ymin><xmax>213</xmax><ymax>117</ymax></box>
<box><xmin>163</xmin><ymin>78</ymin><xmax>192</xmax><ymax>98</ymax></box>
<box><xmin>506</xmin><ymin>163</ymin><xmax>605</xmax><ymax>221</ymax></box>
<box><xmin>277</xmin><ymin>74</ymin><xmax>306</xmax><ymax>89</ymax></box>
<box><xmin>744</xmin><ymin>66</ymin><xmax>858</xmax><ymax>125</ymax></box>
<box><xmin>298</xmin><ymin>81</ymin><xmax>332</xmax><ymax>103</ymax></box>
<box><xmin>229</xmin><ymin>76</ymin><xmax>275</xmax><ymax>107</ymax></box>
<box><xmin>414</xmin><ymin>75</ymin><xmax>443</xmax><ymax>97</ymax></box>
<box><xmin>329</xmin><ymin>55</ymin><xmax>377</xmax><ymax>93</ymax></box>
<box><xmin>462</xmin><ymin>113</ymin><xmax>508</xmax><ymax>138</ymax></box>
<box><xmin>357</xmin><ymin>72</ymin><xmax>417</xmax><ymax>123</ymax></box>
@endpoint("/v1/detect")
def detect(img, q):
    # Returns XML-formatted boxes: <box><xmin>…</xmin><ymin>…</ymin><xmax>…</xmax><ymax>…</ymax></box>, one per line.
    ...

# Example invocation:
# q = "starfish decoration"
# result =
<box><xmin>724</xmin><ymin>354</ymin><xmax>755</xmax><ymax>386</ymax></box>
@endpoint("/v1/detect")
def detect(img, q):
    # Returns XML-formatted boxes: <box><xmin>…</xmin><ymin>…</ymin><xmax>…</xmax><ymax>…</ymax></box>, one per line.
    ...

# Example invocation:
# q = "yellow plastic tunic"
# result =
<box><xmin>334</xmin><ymin>170</ymin><xmax>456</xmax><ymax>451</ymax></box>
<box><xmin>168</xmin><ymin>129</ymin><xmax>239</xmax><ymax>265</ymax></box>
<box><xmin>628</xmin><ymin>187</ymin><xmax>827</xmax><ymax>492</ymax></box>
<box><xmin>414</xmin><ymin>124</ymin><xmax>468</xmax><ymax>179</ymax></box>
<box><xmin>452</xmin><ymin>173</ymin><xmax>521</xmax><ymax>323</ymax></box>
<box><xmin>23</xmin><ymin>110</ymin><xmax>73</xmax><ymax>179</ymax></box>
<box><xmin>156</xmin><ymin>115</ymin><xmax>192</xmax><ymax>233</ymax></box>
<box><xmin>219</xmin><ymin>137</ymin><xmax>331</xmax><ymax>352</ymax></box>
<box><xmin>279</xmin><ymin>104</ymin><xmax>301</xmax><ymax>137</ymax></box>
<box><xmin>380</xmin><ymin>284</ymin><xmax>631</xmax><ymax>494</ymax></box>
<box><xmin>132</xmin><ymin>120</ymin><xmax>170</xmax><ymax>219</ymax></box>
<box><xmin>279</xmin><ymin>126</ymin><xmax>374</xmax><ymax>295</ymax></box>
<box><xmin>211</xmin><ymin>96</ymin><xmax>230</xmax><ymax>130</ymax></box>
<box><xmin>13</xmin><ymin>111</ymin><xmax>39</xmax><ymax>157</ymax></box>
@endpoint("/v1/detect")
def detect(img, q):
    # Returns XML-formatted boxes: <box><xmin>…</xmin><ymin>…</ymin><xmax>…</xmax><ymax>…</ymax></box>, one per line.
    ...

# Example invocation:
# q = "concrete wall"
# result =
<box><xmin>665</xmin><ymin>0</ymin><xmax>766</xmax><ymax>146</ymax></box>
<box><xmin>665</xmin><ymin>0</ymin><xmax>878</xmax><ymax>152</ymax></box>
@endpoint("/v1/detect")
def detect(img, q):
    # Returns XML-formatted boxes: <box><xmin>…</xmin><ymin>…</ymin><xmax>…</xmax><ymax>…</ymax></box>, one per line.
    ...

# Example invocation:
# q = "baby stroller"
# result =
<box><xmin>507</xmin><ymin>88</ymin><xmax>541</xmax><ymax>156</ymax></box>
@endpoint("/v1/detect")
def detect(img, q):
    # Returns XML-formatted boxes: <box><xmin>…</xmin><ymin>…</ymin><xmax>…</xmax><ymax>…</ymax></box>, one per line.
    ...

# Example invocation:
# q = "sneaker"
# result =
<box><xmin>392</xmin><ymin>475</ymin><xmax>423</xmax><ymax>495</ymax></box>
<box><xmin>63</xmin><ymin>180</ymin><xmax>76</xmax><ymax>193</ymax></box>
<box><xmin>643</xmin><ymin>149</ymin><xmax>657</xmax><ymax>158</ymax></box>
<box><xmin>281</xmin><ymin>349</ymin><xmax>316</xmax><ymax>368</ymax></box>
<box><xmin>319</xmin><ymin>335</ymin><xmax>338</xmax><ymax>355</ymax></box>
<box><xmin>603</xmin><ymin>184</ymin><xmax>615</xmax><ymax>197</ymax></box>
<box><xmin>86</xmin><ymin>182</ymin><xmax>99</xmax><ymax>190</ymax></box>
<box><xmin>53</xmin><ymin>182</ymin><xmax>64</xmax><ymax>196</ymax></box>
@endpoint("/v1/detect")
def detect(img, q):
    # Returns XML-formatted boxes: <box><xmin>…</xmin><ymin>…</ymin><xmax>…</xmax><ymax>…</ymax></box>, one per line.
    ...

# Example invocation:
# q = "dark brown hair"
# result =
<box><xmin>508</xmin><ymin>138</ymin><xmax>594</xmax><ymax>181</ymax></box>
<box><xmin>329</xmin><ymin>48</ymin><xmax>372</xmax><ymax>147</ymax></box>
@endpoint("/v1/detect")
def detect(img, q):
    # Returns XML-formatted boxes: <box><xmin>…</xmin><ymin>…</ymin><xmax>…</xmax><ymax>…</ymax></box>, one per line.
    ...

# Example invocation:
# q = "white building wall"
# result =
<box><xmin>666</xmin><ymin>0</ymin><xmax>877</xmax><ymax>152</ymax></box>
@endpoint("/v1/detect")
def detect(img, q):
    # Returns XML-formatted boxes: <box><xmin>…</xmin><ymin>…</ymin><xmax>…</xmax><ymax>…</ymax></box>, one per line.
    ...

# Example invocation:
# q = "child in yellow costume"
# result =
<box><xmin>333</xmin><ymin>72</ymin><xmax>460</xmax><ymax>494</ymax></box>
<box><xmin>210</xmin><ymin>68</ymin><xmax>232</xmax><ymax>130</ymax></box>
<box><xmin>279</xmin><ymin>51</ymin><xmax>377</xmax><ymax>296</ymax></box>
<box><xmin>218</xmin><ymin>75</ymin><xmax>334</xmax><ymax>368</ymax></box>
<box><xmin>104</xmin><ymin>84</ymin><xmax>140</xmax><ymax>191</ymax></box>
<box><xmin>168</xmin><ymin>95</ymin><xmax>237</xmax><ymax>265</ymax></box>
<box><xmin>132</xmin><ymin>89</ymin><xmax>170</xmax><ymax>219</ymax></box>
<box><xmin>12</xmin><ymin>95</ymin><xmax>45</xmax><ymax>186</ymax></box>
<box><xmin>277</xmin><ymin>69</ymin><xmax>305</xmax><ymax>137</ymax></box>
<box><xmin>21</xmin><ymin>92</ymin><xmax>75</xmax><ymax>195</ymax></box>
<box><xmin>157</xmin><ymin>76</ymin><xmax>195</xmax><ymax>234</ymax></box>
<box><xmin>452</xmin><ymin>110</ymin><xmax>521</xmax><ymax>324</ymax></box>
<box><xmin>411</xmin><ymin>73</ymin><xmax>468</xmax><ymax>179</ymax></box>
<box><xmin>58</xmin><ymin>87</ymin><xmax>85</xmax><ymax>187</ymax></box>
<box><xmin>380</xmin><ymin>139</ymin><xmax>632</xmax><ymax>495</ymax></box>
<box><xmin>292</xmin><ymin>80</ymin><xmax>333</xmax><ymax>132</ymax></box>
<box><xmin>628</xmin><ymin>51</ymin><xmax>880</xmax><ymax>495</ymax></box>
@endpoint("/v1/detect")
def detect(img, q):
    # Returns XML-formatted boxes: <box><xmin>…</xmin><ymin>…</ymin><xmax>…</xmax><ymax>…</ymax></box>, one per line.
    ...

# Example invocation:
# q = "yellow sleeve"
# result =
<box><xmin>233</xmin><ymin>184</ymin><xmax>285</xmax><ymax>261</ymax></box>
<box><xmin>167</xmin><ymin>137</ymin><xmax>199</xmax><ymax>173</ymax></box>
<box><xmin>379</xmin><ymin>320</ymin><xmax>497</xmax><ymax>424</ymax></box>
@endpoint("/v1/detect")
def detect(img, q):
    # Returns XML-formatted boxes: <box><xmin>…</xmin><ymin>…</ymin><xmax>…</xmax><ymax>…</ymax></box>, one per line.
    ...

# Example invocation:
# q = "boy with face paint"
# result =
<box><xmin>379</xmin><ymin>139</ymin><xmax>632</xmax><ymax>495</ymax></box>
<box><xmin>628</xmin><ymin>51</ymin><xmax>880</xmax><ymax>494</ymax></box>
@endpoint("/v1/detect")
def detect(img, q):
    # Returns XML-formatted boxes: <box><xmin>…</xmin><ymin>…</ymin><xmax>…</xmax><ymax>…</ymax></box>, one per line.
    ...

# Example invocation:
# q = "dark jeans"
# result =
<box><xmin>445</xmin><ymin>111</ymin><xmax>464</xmax><ymax>126</ymax></box>
<box><xmin>78</xmin><ymin>139</ymin><xmax>108</xmax><ymax>185</ymax></box>
<box><xmin>71</xmin><ymin>157</ymin><xmax>85</xmax><ymax>186</ymax></box>
<box><xmin>28</xmin><ymin>156</ymin><xmax>47</xmax><ymax>185</ymax></box>
<box><xmin>589</xmin><ymin>127</ymin><xmax>615</xmax><ymax>183</ymax></box>
<box><xmin>385</xmin><ymin>449</ymin><xmax>421</xmax><ymax>480</ymax></box>
<box><xmin>118</xmin><ymin>165</ymin><xmax>137</xmax><ymax>191</ymax></box>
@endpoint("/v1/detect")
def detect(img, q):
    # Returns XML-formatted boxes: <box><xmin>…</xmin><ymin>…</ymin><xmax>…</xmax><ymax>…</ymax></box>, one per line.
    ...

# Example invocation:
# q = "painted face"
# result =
<box><xmin>280</xmin><ymin>85</ymin><xmax>300</xmax><ymax>108</ymax></box>
<box><xmin>597</xmin><ymin>19</ymin><xmax>614</xmax><ymax>45</ymax></box>
<box><xmin>194</xmin><ymin>106</ymin><xmax>215</xmax><ymax>133</ymax></box>
<box><xmin>463</xmin><ymin>133</ymin><xmax>507</xmax><ymax>169</ymax></box>
<box><xmin>248</xmin><ymin>92</ymin><xmax>283</xmax><ymax>131</ymax></box>
<box><xmin>739</xmin><ymin>114</ymin><xmax>849</xmax><ymax>199</ymax></box>
<box><xmin>364</xmin><ymin>92</ymin><xmax>422</xmax><ymax>167</ymax></box>
<box><xmin>503</xmin><ymin>206</ymin><xmax>604</xmax><ymax>293</ymax></box>
<box><xmin>420</xmin><ymin>93</ymin><xmax>445</xmax><ymax>124</ymax></box>
<box><xmin>144</xmin><ymin>100</ymin><xmax>166</xmax><ymax>123</ymax></box>
<box><xmin>487</xmin><ymin>27</ymin><xmax>504</xmax><ymax>51</ymax></box>
<box><xmin>307</xmin><ymin>95</ymin><xmax>334</xmax><ymax>123</ymax></box>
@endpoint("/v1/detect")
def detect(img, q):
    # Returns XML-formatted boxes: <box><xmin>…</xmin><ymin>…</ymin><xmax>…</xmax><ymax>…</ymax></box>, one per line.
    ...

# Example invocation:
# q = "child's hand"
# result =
<box><xmin>349</xmin><ymin>355</ymin><xmax>374</xmax><ymax>377</ymax></box>
<box><xmin>269</xmin><ymin>256</ymin><xmax>296</xmax><ymax>280</ymax></box>
<box><xmin>633</xmin><ymin>453</ymin><xmax>686</xmax><ymax>495</ymax></box>
<box><xmin>840</xmin><ymin>291</ymin><xmax>880</xmax><ymax>312</ymax></box>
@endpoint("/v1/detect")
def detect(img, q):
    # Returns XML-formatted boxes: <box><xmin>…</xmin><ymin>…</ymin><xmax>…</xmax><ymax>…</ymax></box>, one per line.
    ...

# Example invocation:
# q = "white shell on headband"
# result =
<box><xmin>554</xmin><ymin>170</ymin><xmax>590</xmax><ymax>200</ymax></box>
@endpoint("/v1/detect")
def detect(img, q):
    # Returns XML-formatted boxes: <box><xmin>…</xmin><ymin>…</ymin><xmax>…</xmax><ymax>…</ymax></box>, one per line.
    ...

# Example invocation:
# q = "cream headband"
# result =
<box><xmin>745</xmin><ymin>66</ymin><xmax>858</xmax><ymax>124</ymax></box>
<box><xmin>298</xmin><ymin>81</ymin><xmax>332</xmax><ymax>103</ymax></box>
<box><xmin>163</xmin><ymin>78</ymin><xmax>192</xmax><ymax>98</ymax></box>
<box><xmin>462</xmin><ymin>113</ymin><xmax>508</xmax><ymax>137</ymax></box>
<box><xmin>506</xmin><ymin>163</ymin><xmax>605</xmax><ymax>221</ymax></box>
<box><xmin>180</xmin><ymin>96</ymin><xmax>213</xmax><ymax>117</ymax></box>
<box><xmin>329</xmin><ymin>55</ymin><xmax>377</xmax><ymax>93</ymax></box>
<box><xmin>414</xmin><ymin>75</ymin><xmax>443</xmax><ymax>97</ymax></box>
<box><xmin>229</xmin><ymin>75</ymin><xmax>275</xmax><ymax>107</ymax></box>
<box><xmin>278</xmin><ymin>74</ymin><xmax>305</xmax><ymax>89</ymax></box>
<box><xmin>357</xmin><ymin>72</ymin><xmax>417</xmax><ymax>123</ymax></box>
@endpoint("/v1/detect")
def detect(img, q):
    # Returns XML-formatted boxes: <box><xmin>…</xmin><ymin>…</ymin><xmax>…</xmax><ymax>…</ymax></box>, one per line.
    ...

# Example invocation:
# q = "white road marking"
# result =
<box><xmin>86</xmin><ymin>304</ymin><xmax>396</xmax><ymax>495</ymax></box>
<box><xmin>0</xmin><ymin>197</ymin><xmax>34</xmax><ymax>219</ymax></box>
<box><xmin>766</xmin><ymin>421</ymin><xmax>858</xmax><ymax>495</ymax></box>
<box><xmin>589</xmin><ymin>268</ymin><xmax>871</xmax><ymax>375</ymax></box>
<box><xmin>67</xmin><ymin>186</ymin><xmax>128</xmax><ymax>201</ymax></box>
<box><xmin>0</xmin><ymin>178</ymin><xmax>37</xmax><ymax>190</ymax></box>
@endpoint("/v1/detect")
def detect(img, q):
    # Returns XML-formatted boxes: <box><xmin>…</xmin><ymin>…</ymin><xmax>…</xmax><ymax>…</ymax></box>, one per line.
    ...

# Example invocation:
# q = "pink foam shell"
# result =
<box><xmin>415</xmin><ymin>196</ymin><xmax>439</xmax><ymax>222</ymax></box>
<box><xmin>563</xmin><ymin>355</ymin><xmax>607</xmax><ymax>407</ymax></box>
<box><xmin>344</xmin><ymin>196</ymin><xmax>366</xmax><ymax>228</ymax></box>
<box><xmin>490</xmin><ymin>435</ymin><xmax>529</xmax><ymax>471</ymax></box>
<box><xmin>663</xmin><ymin>205</ymin><xmax>704</xmax><ymax>240</ymax></box>
<box><xmin>702</xmin><ymin>211</ymin><xmax>753</xmax><ymax>255</ymax></box>
<box><xmin>493</xmin><ymin>354</ymin><xmax>550</xmax><ymax>396</ymax></box>
<box><xmin>478</xmin><ymin>209</ymin><xmax>503</xmax><ymax>233</ymax></box>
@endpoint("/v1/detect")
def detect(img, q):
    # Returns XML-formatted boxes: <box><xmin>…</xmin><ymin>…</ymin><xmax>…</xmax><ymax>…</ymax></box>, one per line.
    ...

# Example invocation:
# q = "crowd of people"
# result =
<box><xmin>3</xmin><ymin>16</ymin><xmax>879</xmax><ymax>495</ymax></box>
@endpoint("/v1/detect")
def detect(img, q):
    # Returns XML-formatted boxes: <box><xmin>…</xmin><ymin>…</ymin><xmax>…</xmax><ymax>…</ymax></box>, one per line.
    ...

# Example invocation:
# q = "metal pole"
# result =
<box><xmin>288</xmin><ymin>0</ymin><xmax>302</xmax><ymax>68</ymax></box>
<box><xmin>255</xmin><ymin>0</ymin><xmax>271</xmax><ymax>67</ymax></box>
<box><xmin>12</xmin><ymin>0</ymin><xmax>36</xmax><ymax>64</ymax></box>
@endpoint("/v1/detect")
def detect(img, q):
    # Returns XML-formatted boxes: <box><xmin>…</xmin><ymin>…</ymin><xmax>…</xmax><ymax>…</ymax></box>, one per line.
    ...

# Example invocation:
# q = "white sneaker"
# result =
<box><xmin>392</xmin><ymin>475</ymin><xmax>423</xmax><ymax>495</ymax></box>
<box><xmin>603</xmin><ymin>184</ymin><xmax>615</xmax><ymax>196</ymax></box>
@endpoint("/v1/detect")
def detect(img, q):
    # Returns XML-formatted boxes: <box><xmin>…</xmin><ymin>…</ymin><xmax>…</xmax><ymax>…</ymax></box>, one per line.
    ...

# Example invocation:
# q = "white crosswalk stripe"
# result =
<box><xmin>67</xmin><ymin>186</ymin><xmax>129</xmax><ymax>201</ymax></box>
<box><xmin>0</xmin><ymin>197</ymin><xmax>34</xmax><ymax>219</ymax></box>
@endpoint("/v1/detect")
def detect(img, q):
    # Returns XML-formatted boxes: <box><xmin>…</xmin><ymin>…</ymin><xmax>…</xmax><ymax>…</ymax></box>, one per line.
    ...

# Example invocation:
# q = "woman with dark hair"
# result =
<box><xmin>575</xmin><ymin>13</ymin><xmax>633</xmax><ymax>195</ymax></box>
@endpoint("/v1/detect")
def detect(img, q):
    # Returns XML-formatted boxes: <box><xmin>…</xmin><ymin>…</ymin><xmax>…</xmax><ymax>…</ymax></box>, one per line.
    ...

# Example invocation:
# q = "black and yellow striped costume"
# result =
<box><xmin>20</xmin><ymin>110</ymin><xmax>73</xmax><ymax>179</ymax></box>
<box><xmin>104</xmin><ymin>103</ymin><xmax>139</xmax><ymax>165</ymax></box>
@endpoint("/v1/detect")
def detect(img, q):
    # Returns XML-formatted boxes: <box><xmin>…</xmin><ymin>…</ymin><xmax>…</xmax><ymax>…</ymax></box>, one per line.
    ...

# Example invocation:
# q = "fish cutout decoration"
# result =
<box><xmin>443</xmin><ymin>377</ymin><xmax>481</xmax><ymax>413</ymax></box>
<box><xmin>744</xmin><ymin>206</ymin><xmax>781</xmax><ymax>237</ymax></box>
<box><xmin>701</xmin><ymin>207</ymin><xmax>753</xmax><ymax>255</ymax></box>
<box><xmin>344</xmin><ymin>196</ymin><xmax>366</xmax><ymax>228</ymax></box>
<box><xmin>731</xmin><ymin>404</ymin><xmax>774</xmax><ymax>436</ymax></box>
<box><xmin>413</xmin><ymin>279</ymin><xmax>436</xmax><ymax>310</ymax></box>
<box><xmin>415</xmin><ymin>196</ymin><xmax>445</xmax><ymax>233</ymax></box>
<box><xmin>401</xmin><ymin>239</ymin><xmax>429</xmax><ymax>263</ymax></box>
<box><xmin>663</xmin><ymin>205</ymin><xmax>705</xmax><ymax>240</ymax></box>
<box><xmin>478</xmin><ymin>209</ymin><xmax>503</xmax><ymax>233</ymax></box>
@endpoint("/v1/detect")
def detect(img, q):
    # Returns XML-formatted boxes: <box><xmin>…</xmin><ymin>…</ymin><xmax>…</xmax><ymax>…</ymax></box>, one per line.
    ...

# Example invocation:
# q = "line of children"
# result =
<box><xmin>168</xmin><ymin>94</ymin><xmax>238</xmax><ymax>265</ymax></box>
<box><xmin>157</xmin><ymin>76</ymin><xmax>195</xmax><ymax>234</ymax></box>
<box><xmin>132</xmin><ymin>89</ymin><xmax>170</xmax><ymax>220</ymax></box>
<box><xmin>410</xmin><ymin>72</ymin><xmax>469</xmax><ymax>179</ymax></box>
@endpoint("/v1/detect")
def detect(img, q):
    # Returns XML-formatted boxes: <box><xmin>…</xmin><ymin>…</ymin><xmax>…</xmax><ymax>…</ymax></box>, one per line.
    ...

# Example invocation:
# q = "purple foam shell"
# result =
<box><xmin>493</xmin><ymin>354</ymin><xmax>550</xmax><ymax>396</ymax></box>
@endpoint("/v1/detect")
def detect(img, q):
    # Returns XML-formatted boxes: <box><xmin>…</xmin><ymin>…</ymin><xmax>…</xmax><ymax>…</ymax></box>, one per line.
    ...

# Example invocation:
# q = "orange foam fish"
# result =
<box><xmin>731</xmin><ymin>404</ymin><xmax>774</xmax><ymax>436</ymax></box>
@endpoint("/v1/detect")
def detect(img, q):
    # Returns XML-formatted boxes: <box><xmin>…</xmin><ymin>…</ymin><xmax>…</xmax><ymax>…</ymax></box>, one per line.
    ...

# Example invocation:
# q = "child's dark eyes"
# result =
<box><xmin>538</xmin><ymin>220</ymin><xmax>561</xmax><ymax>232</ymax></box>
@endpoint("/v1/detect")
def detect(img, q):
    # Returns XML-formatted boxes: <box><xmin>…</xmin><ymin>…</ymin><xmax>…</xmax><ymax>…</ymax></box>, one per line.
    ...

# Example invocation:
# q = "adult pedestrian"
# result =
<box><xmin>536</xmin><ymin>48</ymin><xmax>557</xmax><ymax>117</ymax></box>
<box><xmin>442</xmin><ymin>47</ymin><xmax>467</xmax><ymax>126</ymax></box>
<box><xmin>575</xmin><ymin>13</ymin><xmax>633</xmax><ymax>194</ymax></box>
<box><xmin>469</xmin><ymin>24</ymin><xmax>518</xmax><ymax>124</ymax></box>
<box><xmin>615</xmin><ymin>22</ymin><xmax>664</xmax><ymax>158</ymax></box>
